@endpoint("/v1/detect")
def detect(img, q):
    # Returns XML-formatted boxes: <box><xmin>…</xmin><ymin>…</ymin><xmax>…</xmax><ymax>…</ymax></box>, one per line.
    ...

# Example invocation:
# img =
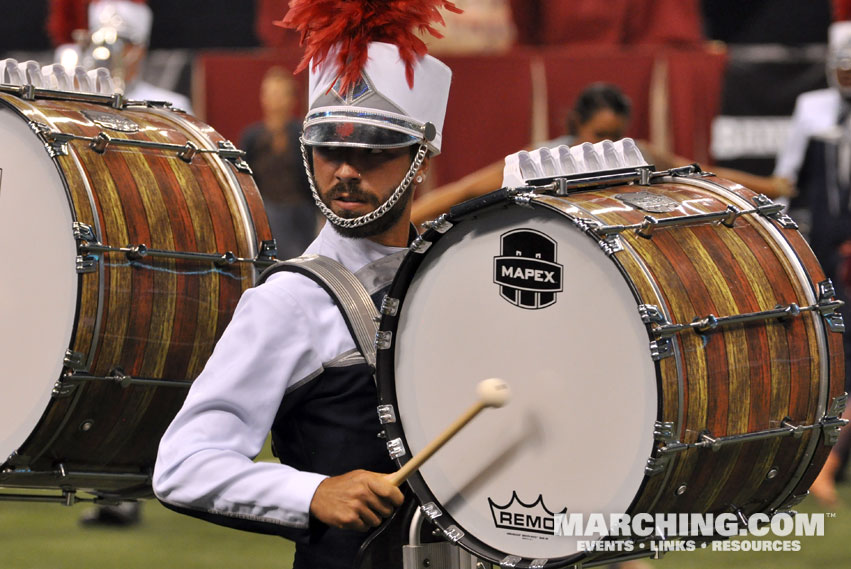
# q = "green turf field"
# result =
<box><xmin>1</xmin><ymin>483</ymin><xmax>848</xmax><ymax>568</ymax></box>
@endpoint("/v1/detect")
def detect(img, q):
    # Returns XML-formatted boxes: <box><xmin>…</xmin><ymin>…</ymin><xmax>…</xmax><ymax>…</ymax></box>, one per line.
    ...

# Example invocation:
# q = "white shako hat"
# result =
<box><xmin>277</xmin><ymin>0</ymin><xmax>460</xmax><ymax>230</ymax></box>
<box><xmin>304</xmin><ymin>42</ymin><xmax>452</xmax><ymax>156</ymax></box>
<box><xmin>827</xmin><ymin>21</ymin><xmax>851</xmax><ymax>94</ymax></box>
<box><xmin>88</xmin><ymin>0</ymin><xmax>153</xmax><ymax>46</ymax></box>
<box><xmin>830</xmin><ymin>22</ymin><xmax>851</xmax><ymax>62</ymax></box>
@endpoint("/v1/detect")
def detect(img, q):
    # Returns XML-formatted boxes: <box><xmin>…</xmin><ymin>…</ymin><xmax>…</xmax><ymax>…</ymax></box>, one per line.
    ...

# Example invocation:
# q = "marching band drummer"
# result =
<box><xmin>55</xmin><ymin>0</ymin><xmax>193</xmax><ymax>112</ymax></box>
<box><xmin>153</xmin><ymin>1</ymin><xmax>459</xmax><ymax>567</ymax></box>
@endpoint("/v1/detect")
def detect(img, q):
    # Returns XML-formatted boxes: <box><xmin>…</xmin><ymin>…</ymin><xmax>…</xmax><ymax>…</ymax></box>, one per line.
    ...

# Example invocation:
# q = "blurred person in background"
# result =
<box><xmin>53</xmin><ymin>0</ymin><xmax>192</xmax><ymax>111</ymax></box>
<box><xmin>240</xmin><ymin>67</ymin><xmax>316</xmax><ymax>259</ymax></box>
<box><xmin>776</xmin><ymin>20</ymin><xmax>851</xmax><ymax>507</ymax></box>
<box><xmin>413</xmin><ymin>82</ymin><xmax>793</xmax><ymax>225</ymax></box>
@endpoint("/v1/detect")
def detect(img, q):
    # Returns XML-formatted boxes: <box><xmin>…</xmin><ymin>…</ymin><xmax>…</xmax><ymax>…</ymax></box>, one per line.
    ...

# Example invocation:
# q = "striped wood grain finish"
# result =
<box><xmin>535</xmin><ymin>174</ymin><xmax>843</xmax><ymax>519</ymax></box>
<box><xmin>0</xmin><ymin>94</ymin><xmax>272</xmax><ymax>493</ymax></box>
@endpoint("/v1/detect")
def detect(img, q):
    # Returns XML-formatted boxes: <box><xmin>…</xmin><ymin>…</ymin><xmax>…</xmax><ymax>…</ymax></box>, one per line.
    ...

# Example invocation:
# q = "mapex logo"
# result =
<box><xmin>493</xmin><ymin>229</ymin><xmax>563</xmax><ymax>309</ymax></box>
<box><xmin>488</xmin><ymin>492</ymin><xmax>566</xmax><ymax>536</ymax></box>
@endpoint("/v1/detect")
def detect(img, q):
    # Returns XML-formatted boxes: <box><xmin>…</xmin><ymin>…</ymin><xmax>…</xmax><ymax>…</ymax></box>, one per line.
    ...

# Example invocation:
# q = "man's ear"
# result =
<box><xmin>416</xmin><ymin>155</ymin><xmax>431</xmax><ymax>181</ymax></box>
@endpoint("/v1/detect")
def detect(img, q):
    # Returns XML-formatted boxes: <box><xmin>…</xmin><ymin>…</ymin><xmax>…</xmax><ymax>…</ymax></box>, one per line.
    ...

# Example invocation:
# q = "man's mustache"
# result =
<box><xmin>324</xmin><ymin>182</ymin><xmax>380</xmax><ymax>207</ymax></box>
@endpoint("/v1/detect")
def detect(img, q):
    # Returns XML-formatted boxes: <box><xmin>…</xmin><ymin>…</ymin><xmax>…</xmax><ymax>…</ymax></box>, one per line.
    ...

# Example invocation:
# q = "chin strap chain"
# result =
<box><xmin>300</xmin><ymin>140</ymin><xmax>428</xmax><ymax>229</ymax></box>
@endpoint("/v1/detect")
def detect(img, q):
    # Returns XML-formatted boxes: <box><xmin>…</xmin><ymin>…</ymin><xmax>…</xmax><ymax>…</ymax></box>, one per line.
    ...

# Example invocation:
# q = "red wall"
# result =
<box><xmin>194</xmin><ymin>46</ymin><xmax>726</xmax><ymax>187</ymax></box>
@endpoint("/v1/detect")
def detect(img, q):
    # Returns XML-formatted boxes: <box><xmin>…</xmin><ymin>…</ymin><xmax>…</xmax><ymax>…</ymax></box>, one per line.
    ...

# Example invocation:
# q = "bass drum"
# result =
<box><xmin>0</xmin><ymin>88</ymin><xmax>273</xmax><ymax>500</ymax></box>
<box><xmin>376</xmin><ymin>172</ymin><xmax>845</xmax><ymax>567</ymax></box>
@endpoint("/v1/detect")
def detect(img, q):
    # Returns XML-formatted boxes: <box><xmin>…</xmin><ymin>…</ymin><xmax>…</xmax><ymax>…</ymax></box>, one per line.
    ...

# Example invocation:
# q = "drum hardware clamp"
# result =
<box><xmin>524</xmin><ymin>164</ymin><xmax>659</xmax><ymax>195</ymax></box>
<box><xmin>499</xmin><ymin>555</ymin><xmax>522</xmax><ymax>568</ymax></box>
<box><xmin>752</xmin><ymin>193</ymin><xmax>798</xmax><ymax>229</ymax></box>
<box><xmin>1</xmin><ymin>83</ymin><xmax>141</xmax><ymax>111</ymax></box>
<box><xmin>566</xmin><ymin>217</ymin><xmax>625</xmax><ymax>256</ymax></box>
<box><xmin>0</xmin><ymin>489</ymin><xmax>92</xmax><ymax>506</ymax></box>
<box><xmin>649</xmin><ymin>338</ymin><xmax>675</xmax><ymax>361</ymax></box>
<box><xmin>60</xmin><ymin>370</ymin><xmax>193</xmax><ymax>389</ymax></box>
<box><xmin>31</xmin><ymin>125</ymin><xmax>254</xmax><ymax>170</ymax></box>
<box><xmin>379</xmin><ymin>296</ymin><xmax>401</xmax><ymax>317</ymax></box>
<box><xmin>410</xmin><ymin>235</ymin><xmax>433</xmax><ymax>254</ymax></box>
<box><xmin>28</xmin><ymin>120</ymin><xmax>70</xmax><ymax>157</ymax></box>
<box><xmin>592</xmin><ymin>201</ymin><xmax>785</xmax><ymax>240</ymax></box>
<box><xmin>637</xmin><ymin>290</ymin><xmax>845</xmax><ymax>340</ymax></box>
<box><xmin>649</xmin><ymin>414</ymin><xmax>849</xmax><ymax>465</ymax></box>
<box><xmin>75</xmin><ymin>237</ymin><xmax>276</xmax><ymax>268</ymax></box>
<box><xmin>421</xmin><ymin>214</ymin><xmax>453</xmax><ymax>234</ymax></box>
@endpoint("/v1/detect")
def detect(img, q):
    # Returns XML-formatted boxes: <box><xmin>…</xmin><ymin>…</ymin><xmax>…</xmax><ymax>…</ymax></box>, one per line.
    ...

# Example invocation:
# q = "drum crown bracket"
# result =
<box><xmin>377</xmin><ymin>404</ymin><xmax>397</xmax><ymax>424</ymax></box>
<box><xmin>29</xmin><ymin>120</ymin><xmax>69</xmax><ymax>157</ymax></box>
<box><xmin>387</xmin><ymin>438</ymin><xmax>406</xmax><ymax>459</ymax></box>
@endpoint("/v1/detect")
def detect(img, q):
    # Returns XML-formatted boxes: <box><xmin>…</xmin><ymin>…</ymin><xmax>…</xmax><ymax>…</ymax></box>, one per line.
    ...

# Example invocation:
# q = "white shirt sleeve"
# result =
<box><xmin>153</xmin><ymin>275</ymin><xmax>329</xmax><ymax>530</ymax></box>
<box><xmin>774</xmin><ymin>90</ymin><xmax>839</xmax><ymax>181</ymax></box>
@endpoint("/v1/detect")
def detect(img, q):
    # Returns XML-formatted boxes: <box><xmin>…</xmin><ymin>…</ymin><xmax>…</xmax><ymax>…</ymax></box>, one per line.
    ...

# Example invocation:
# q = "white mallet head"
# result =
<box><xmin>477</xmin><ymin>378</ymin><xmax>510</xmax><ymax>408</ymax></box>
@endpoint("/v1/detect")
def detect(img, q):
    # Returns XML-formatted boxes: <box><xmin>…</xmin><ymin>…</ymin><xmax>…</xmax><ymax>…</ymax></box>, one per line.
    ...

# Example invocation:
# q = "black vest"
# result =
<box><xmin>260</xmin><ymin>257</ymin><xmax>399</xmax><ymax>569</ymax></box>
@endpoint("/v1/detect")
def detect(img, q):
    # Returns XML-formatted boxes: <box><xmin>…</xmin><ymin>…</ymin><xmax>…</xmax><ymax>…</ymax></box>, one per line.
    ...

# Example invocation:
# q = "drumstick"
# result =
<box><xmin>385</xmin><ymin>378</ymin><xmax>510</xmax><ymax>487</ymax></box>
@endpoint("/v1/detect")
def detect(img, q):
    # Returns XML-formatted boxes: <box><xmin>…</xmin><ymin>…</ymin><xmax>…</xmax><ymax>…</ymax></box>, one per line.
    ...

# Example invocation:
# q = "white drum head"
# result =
<box><xmin>391</xmin><ymin>204</ymin><xmax>658</xmax><ymax>561</ymax></box>
<box><xmin>0</xmin><ymin>105</ymin><xmax>78</xmax><ymax>462</ymax></box>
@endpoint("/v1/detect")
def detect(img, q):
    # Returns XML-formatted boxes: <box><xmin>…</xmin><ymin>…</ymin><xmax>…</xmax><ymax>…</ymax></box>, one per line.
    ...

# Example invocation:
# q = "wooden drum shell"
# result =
<box><xmin>0</xmin><ymin>93</ymin><xmax>272</xmax><ymax>496</ymax></box>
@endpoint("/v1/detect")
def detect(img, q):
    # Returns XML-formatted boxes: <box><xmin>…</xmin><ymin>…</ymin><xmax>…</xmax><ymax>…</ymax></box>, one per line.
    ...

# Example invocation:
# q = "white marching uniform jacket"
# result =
<box><xmin>774</xmin><ymin>88</ymin><xmax>843</xmax><ymax>182</ymax></box>
<box><xmin>152</xmin><ymin>222</ymin><xmax>406</xmax><ymax>536</ymax></box>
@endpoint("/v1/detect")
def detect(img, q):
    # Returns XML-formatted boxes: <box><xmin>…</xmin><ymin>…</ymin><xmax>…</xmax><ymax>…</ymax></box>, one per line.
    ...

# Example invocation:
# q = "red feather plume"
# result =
<box><xmin>275</xmin><ymin>0</ymin><xmax>462</xmax><ymax>93</ymax></box>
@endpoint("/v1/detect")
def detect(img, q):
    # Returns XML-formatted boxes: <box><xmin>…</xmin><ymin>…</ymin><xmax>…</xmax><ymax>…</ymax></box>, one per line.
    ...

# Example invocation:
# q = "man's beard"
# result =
<box><xmin>320</xmin><ymin>180</ymin><xmax>413</xmax><ymax>239</ymax></box>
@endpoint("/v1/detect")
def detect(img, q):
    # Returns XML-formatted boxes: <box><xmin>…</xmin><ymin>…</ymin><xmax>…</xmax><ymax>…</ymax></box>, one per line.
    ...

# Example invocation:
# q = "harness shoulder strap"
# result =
<box><xmin>257</xmin><ymin>255</ymin><xmax>379</xmax><ymax>369</ymax></box>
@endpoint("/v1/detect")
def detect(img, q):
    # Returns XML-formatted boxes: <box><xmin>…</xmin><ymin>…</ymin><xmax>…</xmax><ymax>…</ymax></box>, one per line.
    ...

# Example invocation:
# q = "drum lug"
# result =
<box><xmin>410</xmin><ymin>236</ymin><xmax>432</xmax><ymax>254</ymax></box>
<box><xmin>52</xmin><ymin>379</ymin><xmax>78</xmax><ymax>398</ymax></box>
<box><xmin>380</xmin><ymin>296</ymin><xmax>400</xmax><ymax>317</ymax></box>
<box><xmin>255</xmin><ymin>239</ymin><xmax>278</xmax><ymax>263</ymax></box>
<box><xmin>28</xmin><ymin>120</ymin><xmax>69</xmax><ymax>157</ymax></box>
<box><xmin>752</xmin><ymin>194</ymin><xmax>798</xmax><ymax>229</ymax></box>
<box><xmin>443</xmin><ymin>525</ymin><xmax>465</xmax><ymax>543</ymax></box>
<box><xmin>817</xmin><ymin>280</ymin><xmax>846</xmax><ymax>332</ymax></box>
<box><xmin>73</xmin><ymin>223</ymin><xmax>100</xmax><ymax>273</ymax></box>
<box><xmin>377</xmin><ymin>404</ymin><xmax>397</xmax><ymax>424</ymax></box>
<box><xmin>89</xmin><ymin>132</ymin><xmax>111</xmax><ymax>153</ymax></box>
<box><xmin>639</xmin><ymin>304</ymin><xmax>667</xmax><ymax>325</ymax></box>
<box><xmin>421</xmin><ymin>502</ymin><xmax>443</xmax><ymax>520</ymax></box>
<box><xmin>387</xmin><ymin>438</ymin><xmax>406</xmax><ymax>459</ymax></box>
<box><xmin>649</xmin><ymin>338</ymin><xmax>674</xmax><ymax>361</ymax></box>
<box><xmin>827</xmin><ymin>393</ymin><xmax>847</xmax><ymax>418</ymax></box>
<box><xmin>654</xmin><ymin>421</ymin><xmax>677</xmax><ymax>443</ymax></box>
<box><xmin>63</xmin><ymin>349</ymin><xmax>87</xmax><ymax>371</ymax></box>
<box><xmin>72</xmin><ymin>222</ymin><xmax>97</xmax><ymax>242</ymax></box>
<box><xmin>216</xmin><ymin>140</ymin><xmax>253</xmax><ymax>174</ymax></box>
<box><xmin>822</xmin><ymin>418</ymin><xmax>848</xmax><ymax>445</ymax></box>
<box><xmin>645</xmin><ymin>452</ymin><xmax>674</xmax><ymax>476</ymax></box>
<box><xmin>422</xmin><ymin>214</ymin><xmax>453</xmax><ymax>234</ymax></box>
<box><xmin>75</xmin><ymin>254</ymin><xmax>98</xmax><ymax>273</ymax></box>
<box><xmin>598</xmin><ymin>234</ymin><xmax>623</xmax><ymax>255</ymax></box>
<box><xmin>569</xmin><ymin>216</ymin><xmax>624</xmax><ymax>255</ymax></box>
<box><xmin>177</xmin><ymin>141</ymin><xmax>199</xmax><ymax>163</ymax></box>
<box><xmin>111</xmin><ymin>92</ymin><xmax>127</xmax><ymax>109</ymax></box>
<box><xmin>822</xmin><ymin>308</ymin><xmax>845</xmax><ymax>333</ymax></box>
<box><xmin>375</xmin><ymin>330</ymin><xmax>393</xmax><ymax>350</ymax></box>
<box><xmin>511</xmin><ymin>193</ymin><xmax>534</xmax><ymax>208</ymax></box>
<box><xmin>500</xmin><ymin>555</ymin><xmax>522</xmax><ymax>568</ymax></box>
<box><xmin>821</xmin><ymin>394</ymin><xmax>849</xmax><ymax>445</ymax></box>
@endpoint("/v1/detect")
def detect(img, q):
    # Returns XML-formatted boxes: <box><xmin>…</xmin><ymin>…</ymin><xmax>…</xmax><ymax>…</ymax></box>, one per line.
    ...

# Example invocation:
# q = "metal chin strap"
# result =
<box><xmin>300</xmin><ymin>139</ymin><xmax>429</xmax><ymax>229</ymax></box>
